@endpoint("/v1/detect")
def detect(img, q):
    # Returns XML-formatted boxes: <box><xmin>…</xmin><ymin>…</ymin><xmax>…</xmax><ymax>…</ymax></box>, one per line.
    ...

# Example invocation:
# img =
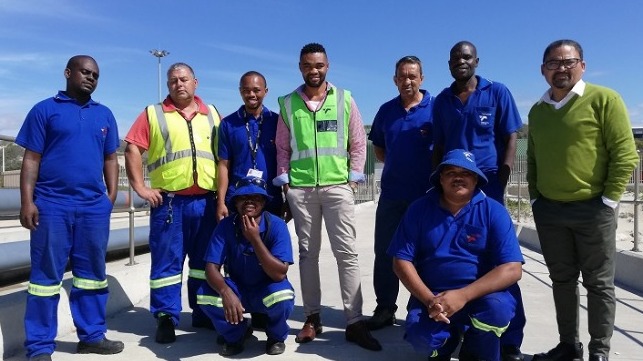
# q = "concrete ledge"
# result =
<box><xmin>515</xmin><ymin>222</ymin><xmax>643</xmax><ymax>294</ymax></box>
<box><xmin>0</xmin><ymin>253</ymin><xmax>152</xmax><ymax>359</ymax></box>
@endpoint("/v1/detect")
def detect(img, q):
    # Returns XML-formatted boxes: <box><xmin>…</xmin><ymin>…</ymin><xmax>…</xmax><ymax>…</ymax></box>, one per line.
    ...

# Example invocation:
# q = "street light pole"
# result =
<box><xmin>150</xmin><ymin>49</ymin><xmax>170</xmax><ymax>102</ymax></box>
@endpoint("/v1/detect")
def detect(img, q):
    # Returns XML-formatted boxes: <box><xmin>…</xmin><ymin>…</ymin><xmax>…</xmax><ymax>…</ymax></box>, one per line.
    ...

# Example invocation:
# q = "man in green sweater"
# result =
<box><xmin>527</xmin><ymin>39</ymin><xmax>638</xmax><ymax>361</ymax></box>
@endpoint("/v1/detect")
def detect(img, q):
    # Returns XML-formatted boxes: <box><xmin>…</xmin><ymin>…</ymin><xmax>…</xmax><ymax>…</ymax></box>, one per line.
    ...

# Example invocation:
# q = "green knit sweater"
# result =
<box><xmin>527</xmin><ymin>83</ymin><xmax>638</xmax><ymax>202</ymax></box>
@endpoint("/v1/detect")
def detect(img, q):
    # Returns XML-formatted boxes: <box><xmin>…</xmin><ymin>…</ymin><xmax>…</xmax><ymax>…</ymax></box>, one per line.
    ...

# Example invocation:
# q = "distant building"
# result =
<box><xmin>633</xmin><ymin>127</ymin><xmax>643</xmax><ymax>139</ymax></box>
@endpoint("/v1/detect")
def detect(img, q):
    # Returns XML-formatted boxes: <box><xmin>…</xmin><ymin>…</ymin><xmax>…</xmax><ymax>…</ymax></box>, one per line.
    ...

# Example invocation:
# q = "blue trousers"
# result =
<box><xmin>373</xmin><ymin>197</ymin><xmax>409</xmax><ymax>311</ymax></box>
<box><xmin>24</xmin><ymin>197</ymin><xmax>112</xmax><ymax>358</ymax></box>
<box><xmin>405</xmin><ymin>291</ymin><xmax>515</xmax><ymax>361</ymax></box>
<box><xmin>197</xmin><ymin>278</ymin><xmax>294</xmax><ymax>343</ymax></box>
<box><xmin>481</xmin><ymin>171</ymin><xmax>526</xmax><ymax>348</ymax></box>
<box><xmin>149</xmin><ymin>193</ymin><xmax>216</xmax><ymax>325</ymax></box>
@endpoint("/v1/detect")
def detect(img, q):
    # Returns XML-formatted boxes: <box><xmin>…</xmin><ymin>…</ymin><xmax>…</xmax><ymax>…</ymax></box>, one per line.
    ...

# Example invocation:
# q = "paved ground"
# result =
<box><xmin>4</xmin><ymin>202</ymin><xmax>643</xmax><ymax>360</ymax></box>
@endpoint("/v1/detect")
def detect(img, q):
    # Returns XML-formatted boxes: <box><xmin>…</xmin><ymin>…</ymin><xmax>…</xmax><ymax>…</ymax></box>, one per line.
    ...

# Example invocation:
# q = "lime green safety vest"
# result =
<box><xmin>278</xmin><ymin>87</ymin><xmax>351</xmax><ymax>187</ymax></box>
<box><xmin>146</xmin><ymin>104</ymin><xmax>220</xmax><ymax>191</ymax></box>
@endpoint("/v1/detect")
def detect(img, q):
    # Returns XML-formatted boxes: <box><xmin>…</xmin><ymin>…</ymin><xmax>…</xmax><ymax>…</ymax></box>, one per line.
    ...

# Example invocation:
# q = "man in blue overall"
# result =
<box><xmin>17</xmin><ymin>55</ymin><xmax>124</xmax><ymax>361</ymax></box>
<box><xmin>197</xmin><ymin>176</ymin><xmax>295</xmax><ymax>356</ymax></box>
<box><xmin>432</xmin><ymin>41</ymin><xmax>525</xmax><ymax>361</ymax></box>
<box><xmin>389</xmin><ymin>149</ymin><xmax>523</xmax><ymax>361</ymax></box>
<box><xmin>216</xmin><ymin>71</ymin><xmax>284</xmax><ymax>221</ymax></box>
<box><xmin>217</xmin><ymin>71</ymin><xmax>288</xmax><ymax>331</ymax></box>
<box><xmin>367</xmin><ymin>55</ymin><xmax>434</xmax><ymax>330</ymax></box>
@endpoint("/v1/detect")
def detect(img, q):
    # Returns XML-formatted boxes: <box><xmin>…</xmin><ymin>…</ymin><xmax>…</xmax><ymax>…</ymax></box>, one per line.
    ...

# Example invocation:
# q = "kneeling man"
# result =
<box><xmin>197</xmin><ymin>176</ymin><xmax>295</xmax><ymax>356</ymax></box>
<box><xmin>389</xmin><ymin>149</ymin><xmax>524</xmax><ymax>361</ymax></box>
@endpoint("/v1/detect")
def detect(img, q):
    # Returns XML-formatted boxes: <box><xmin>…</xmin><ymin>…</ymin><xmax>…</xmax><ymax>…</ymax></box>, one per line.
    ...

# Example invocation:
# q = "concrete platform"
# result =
<box><xmin>2</xmin><ymin>202</ymin><xmax>643</xmax><ymax>360</ymax></box>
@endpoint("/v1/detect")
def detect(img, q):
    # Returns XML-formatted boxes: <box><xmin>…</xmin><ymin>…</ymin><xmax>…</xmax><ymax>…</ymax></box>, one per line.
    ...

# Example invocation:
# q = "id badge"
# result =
<box><xmin>247</xmin><ymin>168</ymin><xmax>263</xmax><ymax>178</ymax></box>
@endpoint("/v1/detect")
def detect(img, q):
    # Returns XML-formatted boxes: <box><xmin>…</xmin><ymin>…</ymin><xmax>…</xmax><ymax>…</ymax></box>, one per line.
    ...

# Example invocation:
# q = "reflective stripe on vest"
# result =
<box><xmin>150</xmin><ymin>274</ymin><xmax>182</xmax><ymax>289</ymax></box>
<box><xmin>470</xmin><ymin>316</ymin><xmax>510</xmax><ymax>337</ymax></box>
<box><xmin>146</xmin><ymin>104</ymin><xmax>219</xmax><ymax>191</ymax></box>
<box><xmin>147</xmin><ymin>104</ymin><xmax>216</xmax><ymax>173</ymax></box>
<box><xmin>196</xmin><ymin>294</ymin><xmax>223</xmax><ymax>307</ymax></box>
<box><xmin>27</xmin><ymin>282</ymin><xmax>62</xmax><ymax>297</ymax></box>
<box><xmin>262</xmin><ymin>289</ymin><xmax>295</xmax><ymax>308</ymax></box>
<box><xmin>278</xmin><ymin>87</ymin><xmax>351</xmax><ymax>186</ymax></box>
<box><xmin>188</xmin><ymin>268</ymin><xmax>206</xmax><ymax>280</ymax></box>
<box><xmin>281</xmin><ymin>90</ymin><xmax>348</xmax><ymax>161</ymax></box>
<box><xmin>73</xmin><ymin>277</ymin><xmax>108</xmax><ymax>290</ymax></box>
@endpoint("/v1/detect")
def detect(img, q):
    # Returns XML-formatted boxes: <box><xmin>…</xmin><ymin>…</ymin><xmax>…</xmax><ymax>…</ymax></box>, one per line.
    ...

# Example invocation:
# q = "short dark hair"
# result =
<box><xmin>239</xmin><ymin>71</ymin><xmax>267</xmax><ymax>88</ymax></box>
<box><xmin>395</xmin><ymin>56</ymin><xmax>422</xmax><ymax>76</ymax></box>
<box><xmin>300</xmin><ymin>43</ymin><xmax>326</xmax><ymax>58</ymax></box>
<box><xmin>450</xmin><ymin>41</ymin><xmax>477</xmax><ymax>57</ymax></box>
<box><xmin>543</xmin><ymin>39</ymin><xmax>583</xmax><ymax>63</ymax></box>
<box><xmin>66</xmin><ymin>55</ymin><xmax>96</xmax><ymax>69</ymax></box>
<box><xmin>166</xmin><ymin>62</ymin><xmax>195</xmax><ymax>78</ymax></box>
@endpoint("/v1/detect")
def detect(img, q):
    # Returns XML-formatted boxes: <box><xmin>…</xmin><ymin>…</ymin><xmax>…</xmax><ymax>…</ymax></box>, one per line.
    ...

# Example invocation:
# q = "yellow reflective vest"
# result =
<box><xmin>278</xmin><ymin>87</ymin><xmax>351</xmax><ymax>187</ymax></box>
<box><xmin>146</xmin><ymin>104</ymin><xmax>220</xmax><ymax>191</ymax></box>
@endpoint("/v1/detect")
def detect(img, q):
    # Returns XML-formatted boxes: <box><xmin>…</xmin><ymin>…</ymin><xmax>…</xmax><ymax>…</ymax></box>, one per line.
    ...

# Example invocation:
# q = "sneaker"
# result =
<box><xmin>365</xmin><ymin>306</ymin><xmax>396</xmax><ymax>330</ymax></box>
<box><xmin>155</xmin><ymin>314</ymin><xmax>176</xmax><ymax>344</ymax></box>
<box><xmin>532</xmin><ymin>342</ymin><xmax>583</xmax><ymax>361</ymax></box>
<box><xmin>77</xmin><ymin>337</ymin><xmax>124</xmax><ymax>354</ymax></box>
<box><xmin>266</xmin><ymin>339</ymin><xmax>286</xmax><ymax>355</ymax></box>
<box><xmin>28</xmin><ymin>354</ymin><xmax>52</xmax><ymax>361</ymax></box>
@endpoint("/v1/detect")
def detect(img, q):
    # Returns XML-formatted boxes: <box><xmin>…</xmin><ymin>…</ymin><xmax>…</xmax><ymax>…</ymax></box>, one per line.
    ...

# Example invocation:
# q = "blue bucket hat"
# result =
<box><xmin>232</xmin><ymin>176</ymin><xmax>273</xmax><ymax>202</ymax></box>
<box><xmin>429</xmin><ymin>149</ymin><xmax>488</xmax><ymax>188</ymax></box>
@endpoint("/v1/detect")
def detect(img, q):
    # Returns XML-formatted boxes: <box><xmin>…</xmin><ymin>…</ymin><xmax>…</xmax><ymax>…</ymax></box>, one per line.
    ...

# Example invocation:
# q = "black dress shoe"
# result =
<box><xmin>77</xmin><ymin>337</ymin><xmax>124</xmax><ymax>354</ymax></box>
<box><xmin>365</xmin><ymin>306</ymin><xmax>396</xmax><ymax>330</ymax></box>
<box><xmin>532</xmin><ymin>342</ymin><xmax>583</xmax><ymax>361</ymax></box>
<box><xmin>589</xmin><ymin>354</ymin><xmax>608</xmax><ymax>361</ymax></box>
<box><xmin>345</xmin><ymin>320</ymin><xmax>382</xmax><ymax>351</ymax></box>
<box><xmin>502</xmin><ymin>345</ymin><xmax>524</xmax><ymax>361</ymax></box>
<box><xmin>220</xmin><ymin>341</ymin><xmax>244</xmax><ymax>357</ymax></box>
<box><xmin>266</xmin><ymin>339</ymin><xmax>286</xmax><ymax>355</ymax></box>
<box><xmin>155</xmin><ymin>314</ymin><xmax>176</xmax><ymax>344</ymax></box>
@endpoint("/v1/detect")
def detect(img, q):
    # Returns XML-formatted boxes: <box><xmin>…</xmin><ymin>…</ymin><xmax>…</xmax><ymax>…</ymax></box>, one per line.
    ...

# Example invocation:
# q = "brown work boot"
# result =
<box><xmin>295</xmin><ymin>313</ymin><xmax>322</xmax><ymax>343</ymax></box>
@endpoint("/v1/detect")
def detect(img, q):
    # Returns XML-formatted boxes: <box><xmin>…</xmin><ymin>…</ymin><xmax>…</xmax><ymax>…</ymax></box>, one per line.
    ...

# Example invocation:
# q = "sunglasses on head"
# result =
<box><xmin>235</xmin><ymin>177</ymin><xmax>267</xmax><ymax>190</ymax></box>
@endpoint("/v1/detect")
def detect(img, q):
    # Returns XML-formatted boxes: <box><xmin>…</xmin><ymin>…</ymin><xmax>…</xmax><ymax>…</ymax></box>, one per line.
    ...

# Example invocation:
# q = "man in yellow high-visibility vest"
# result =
<box><xmin>124</xmin><ymin>62</ymin><xmax>221</xmax><ymax>344</ymax></box>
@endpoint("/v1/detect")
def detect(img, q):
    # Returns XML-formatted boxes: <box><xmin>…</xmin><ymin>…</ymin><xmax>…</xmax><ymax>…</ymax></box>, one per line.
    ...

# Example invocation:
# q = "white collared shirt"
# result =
<box><xmin>538</xmin><ymin>79</ymin><xmax>586</xmax><ymax>110</ymax></box>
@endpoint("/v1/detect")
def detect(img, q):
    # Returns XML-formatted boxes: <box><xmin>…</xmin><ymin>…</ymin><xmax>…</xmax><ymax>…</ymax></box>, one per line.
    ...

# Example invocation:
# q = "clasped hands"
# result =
<box><xmin>427</xmin><ymin>289</ymin><xmax>467</xmax><ymax>324</ymax></box>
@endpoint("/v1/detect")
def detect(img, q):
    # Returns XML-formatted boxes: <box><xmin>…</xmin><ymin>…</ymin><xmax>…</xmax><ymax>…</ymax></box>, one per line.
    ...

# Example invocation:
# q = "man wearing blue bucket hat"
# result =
<box><xmin>196</xmin><ymin>176</ymin><xmax>295</xmax><ymax>356</ymax></box>
<box><xmin>388</xmin><ymin>149</ymin><xmax>524</xmax><ymax>361</ymax></box>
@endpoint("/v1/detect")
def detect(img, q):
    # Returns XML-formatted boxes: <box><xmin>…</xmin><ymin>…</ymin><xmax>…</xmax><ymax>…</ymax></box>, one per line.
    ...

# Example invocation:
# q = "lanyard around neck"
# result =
<box><xmin>243</xmin><ymin>109</ymin><xmax>264</xmax><ymax>169</ymax></box>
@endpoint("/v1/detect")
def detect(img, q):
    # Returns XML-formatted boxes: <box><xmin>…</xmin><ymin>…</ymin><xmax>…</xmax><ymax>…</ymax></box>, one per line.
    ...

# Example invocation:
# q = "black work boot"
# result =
<box><xmin>155</xmin><ymin>314</ymin><xmax>176</xmax><ymax>344</ymax></box>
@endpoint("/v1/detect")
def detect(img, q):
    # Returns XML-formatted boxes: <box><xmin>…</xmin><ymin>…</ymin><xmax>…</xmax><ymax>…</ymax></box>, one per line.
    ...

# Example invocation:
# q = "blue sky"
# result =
<box><xmin>2</xmin><ymin>0</ymin><xmax>643</xmax><ymax>137</ymax></box>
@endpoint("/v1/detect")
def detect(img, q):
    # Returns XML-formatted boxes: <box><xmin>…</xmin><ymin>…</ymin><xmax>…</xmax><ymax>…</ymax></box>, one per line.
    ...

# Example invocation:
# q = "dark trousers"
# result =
<box><xmin>532</xmin><ymin>196</ymin><xmax>616</xmax><ymax>356</ymax></box>
<box><xmin>373</xmin><ymin>197</ymin><xmax>410</xmax><ymax>311</ymax></box>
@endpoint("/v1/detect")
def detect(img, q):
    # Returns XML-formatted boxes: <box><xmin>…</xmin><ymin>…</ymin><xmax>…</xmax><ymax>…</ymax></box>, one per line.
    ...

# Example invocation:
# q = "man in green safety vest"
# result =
<box><xmin>273</xmin><ymin>42</ymin><xmax>381</xmax><ymax>352</ymax></box>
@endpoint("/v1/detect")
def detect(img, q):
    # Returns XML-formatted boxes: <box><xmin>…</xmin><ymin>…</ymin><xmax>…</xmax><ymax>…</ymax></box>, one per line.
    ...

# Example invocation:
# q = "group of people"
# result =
<box><xmin>16</xmin><ymin>38</ymin><xmax>638</xmax><ymax>361</ymax></box>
